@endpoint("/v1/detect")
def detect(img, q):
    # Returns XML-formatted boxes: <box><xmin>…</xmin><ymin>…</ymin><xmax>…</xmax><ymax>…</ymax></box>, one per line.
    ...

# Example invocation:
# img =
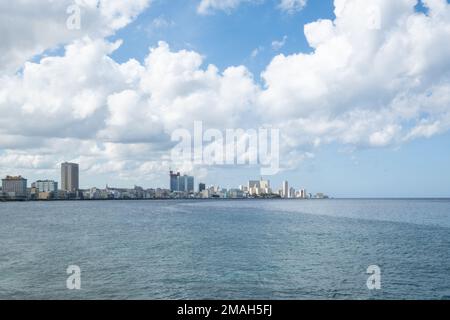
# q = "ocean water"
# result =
<box><xmin>0</xmin><ymin>199</ymin><xmax>449</xmax><ymax>300</ymax></box>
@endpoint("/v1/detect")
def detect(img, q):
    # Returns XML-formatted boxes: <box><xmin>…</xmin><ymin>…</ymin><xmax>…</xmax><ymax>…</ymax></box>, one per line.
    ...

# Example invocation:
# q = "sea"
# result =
<box><xmin>0</xmin><ymin>199</ymin><xmax>449</xmax><ymax>300</ymax></box>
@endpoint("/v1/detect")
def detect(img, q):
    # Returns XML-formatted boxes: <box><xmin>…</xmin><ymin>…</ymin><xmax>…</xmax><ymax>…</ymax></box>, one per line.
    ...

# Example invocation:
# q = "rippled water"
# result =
<box><xmin>0</xmin><ymin>199</ymin><xmax>449</xmax><ymax>300</ymax></box>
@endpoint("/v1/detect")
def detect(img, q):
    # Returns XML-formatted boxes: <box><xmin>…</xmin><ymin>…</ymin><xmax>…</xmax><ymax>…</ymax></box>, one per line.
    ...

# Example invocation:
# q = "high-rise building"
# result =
<box><xmin>259</xmin><ymin>179</ymin><xmax>270</xmax><ymax>190</ymax></box>
<box><xmin>259</xmin><ymin>178</ymin><xmax>271</xmax><ymax>194</ymax></box>
<box><xmin>170</xmin><ymin>171</ymin><xmax>180</xmax><ymax>192</ymax></box>
<box><xmin>300</xmin><ymin>189</ymin><xmax>307</xmax><ymax>199</ymax></box>
<box><xmin>169</xmin><ymin>171</ymin><xmax>194</xmax><ymax>193</ymax></box>
<box><xmin>247</xmin><ymin>178</ymin><xmax>271</xmax><ymax>195</ymax></box>
<box><xmin>178</xmin><ymin>175</ymin><xmax>186</xmax><ymax>192</ymax></box>
<box><xmin>35</xmin><ymin>180</ymin><xmax>58</xmax><ymax>193</ymax></box>
<box><xmin>199</xmin><ymin>183</ymin><xmax>206</xmax><ymax>192</ymax></box>
<box><xmin>248</xmin><ymin>180</ymin><xmax>260</xmax><ymax>189</ymax></box>
<box><xmin>282</xmin><ymin>181</ymin><xmax>289</xmax><ymax>198</ymax></box>
<box><xmin>2</xmin><ymin>176</ymin><xmax>27</xmax><ymax>197</ymax></box>
<box><xmin>61</xmin><ymin>162</ymin><xmax>79</xmax><ymax>192</ymax></box>
<box><xmin>186</xmin><ymin>176</ymin><xmax>194</xmax><ymax>193</ymax></box>
<box><xmin>289</xmin><ymin>187</ymin><xmax>296</xmax><ymax>199</ymax></box>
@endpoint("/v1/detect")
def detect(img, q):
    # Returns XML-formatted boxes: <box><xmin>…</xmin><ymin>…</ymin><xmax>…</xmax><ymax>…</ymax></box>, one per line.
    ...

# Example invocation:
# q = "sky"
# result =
<box><xmin>1</xmin><ymin>0</ymin><xmax>450</xmax><ymax>197</ymax></box>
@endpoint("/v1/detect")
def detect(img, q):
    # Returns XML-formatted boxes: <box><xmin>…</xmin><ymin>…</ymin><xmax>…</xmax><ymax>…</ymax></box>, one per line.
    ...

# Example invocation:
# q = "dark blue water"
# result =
<box><xmin>0</xmin><ymin>199</ymin><xmax>449</xmax><ymax>299</ymax></box>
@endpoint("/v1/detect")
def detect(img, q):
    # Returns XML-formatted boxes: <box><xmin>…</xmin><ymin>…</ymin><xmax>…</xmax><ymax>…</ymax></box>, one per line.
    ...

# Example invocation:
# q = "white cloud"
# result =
<box><xmin>278</xmin><ymin>0</ymin><xmax>308</xmax><ymax>14</ymax></box>
<box><xmin>0</xmin><ymin>0</ymin><xmax>151</xmax><ymax>74</ymax></box>
<box><xmin>0</xmin><ymin>37</ymin><xmax>131</xmax><ymax>140</ymax></box>
<box><xmin>151</xmin><ymin>16</ymin><xmax>175</xmax><ymax>29</ymax></box>
<box><xmin>271</xmin><ymin>35</ymin><xmax>288</xmax><ymax>51</ymax></box>
<box><xmin>251</xmin><ymin>47</ymin><xmax>262</xmax><ymax>58</ymax></box>
<box><xmin>197</xmin><ymin>0</ymin><xmax>253</xmax><ymax>14</ymax></box>
<box><xmin>259</xmin><ymin>0</ymin><xmax>450</xmax><ymax>148</ymax></box>
<box><xmin>2</xmin><ymin>0</ymin><xmax>450</xmax><ymax>181</ymax></box>
<box><xmin>197</xmin><ymin>0</ymin><xmax>307</xmax><ymax>14</ymax></box>
<box><xmin>0</xmin><ymin>39</ymin><xmax>258</xmax><ymax>178</ymax></box>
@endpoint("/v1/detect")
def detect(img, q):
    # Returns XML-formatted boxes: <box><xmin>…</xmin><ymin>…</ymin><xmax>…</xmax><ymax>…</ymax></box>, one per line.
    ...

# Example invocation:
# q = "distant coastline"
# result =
<box><xmin>2</xmin><ymin>197</ymin><xmax>450</xmax><ymax>203</ymax></box>
<box><xmin>0</xmin><ymin>197</ymin><xmax>324</xmax><ymax>203</ymax></box>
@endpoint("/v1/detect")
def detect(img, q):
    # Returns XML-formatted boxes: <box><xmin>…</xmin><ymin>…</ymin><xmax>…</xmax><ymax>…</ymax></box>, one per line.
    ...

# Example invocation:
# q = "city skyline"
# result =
<box><xmin>1</xmin><ymin>162</ymin><xmax>327</xmax><ymax>201</ymax></box>
<box><xmin>1</xmin><ymin>1</ymin><xmax>450</xmax><ymax>198</ymax></box>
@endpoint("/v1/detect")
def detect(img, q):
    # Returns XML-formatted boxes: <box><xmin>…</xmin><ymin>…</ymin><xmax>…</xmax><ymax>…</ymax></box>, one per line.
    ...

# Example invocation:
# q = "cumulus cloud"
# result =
<box><xmin>1</xmin><ymin>0</ymin><xmax>450</xmax><ymax>182</ymax></box>
<box><xmin>0</xmin><ymin>38</ymin><xmax>132</xmax><ymax>141</ymax></box>
<box><xmin>259</xmin><ymin>0</ymin><xmax>450</xmax><ymax>148</ymax></box>
<box><xmin>0</xmin><ymin>0</ymin><xmax>151</xmax><ymax>74</ymax></box>
<box><xmin>0</xmin><ymin>38</ymin><xmax>258</xmax><ymax>178</ymax></box>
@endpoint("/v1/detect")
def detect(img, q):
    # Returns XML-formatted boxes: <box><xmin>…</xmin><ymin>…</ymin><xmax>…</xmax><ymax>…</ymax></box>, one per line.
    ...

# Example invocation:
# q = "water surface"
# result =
<box><xmin>0</xmin><ymin>199</ymin><xmax>449</xmax><ymax>299</ymax></box>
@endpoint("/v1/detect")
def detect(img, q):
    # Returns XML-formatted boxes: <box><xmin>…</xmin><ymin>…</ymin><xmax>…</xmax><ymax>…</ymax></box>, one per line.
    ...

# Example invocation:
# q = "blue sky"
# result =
<box><xmin>110</xmin><ymin>0</ymin><xmax>334</xmax><ymax>75</ymax></box>
<box><xmin>1</xmin><ymin>0</ymin><xmax>450</xmax><ymax>197</ymax></box>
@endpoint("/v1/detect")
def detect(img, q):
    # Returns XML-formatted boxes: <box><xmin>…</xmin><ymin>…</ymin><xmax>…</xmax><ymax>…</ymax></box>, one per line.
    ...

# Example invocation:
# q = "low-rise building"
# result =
<box><xmin>38</xmin><ymin>192</ymin><xmax>53</xmax><ymax>200</ymax></box>
<box><xmin>34</xmin><ymin>180</ymin><xmax>58</xmax><ymax>193</ymax></box>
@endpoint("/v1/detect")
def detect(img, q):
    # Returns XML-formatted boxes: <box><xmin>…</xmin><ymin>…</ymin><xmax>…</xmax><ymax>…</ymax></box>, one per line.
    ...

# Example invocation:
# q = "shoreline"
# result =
<box><xmin>2</xmin><ymin>197</ymin><xmax>450</xmax><ymax>203</ymax></box>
